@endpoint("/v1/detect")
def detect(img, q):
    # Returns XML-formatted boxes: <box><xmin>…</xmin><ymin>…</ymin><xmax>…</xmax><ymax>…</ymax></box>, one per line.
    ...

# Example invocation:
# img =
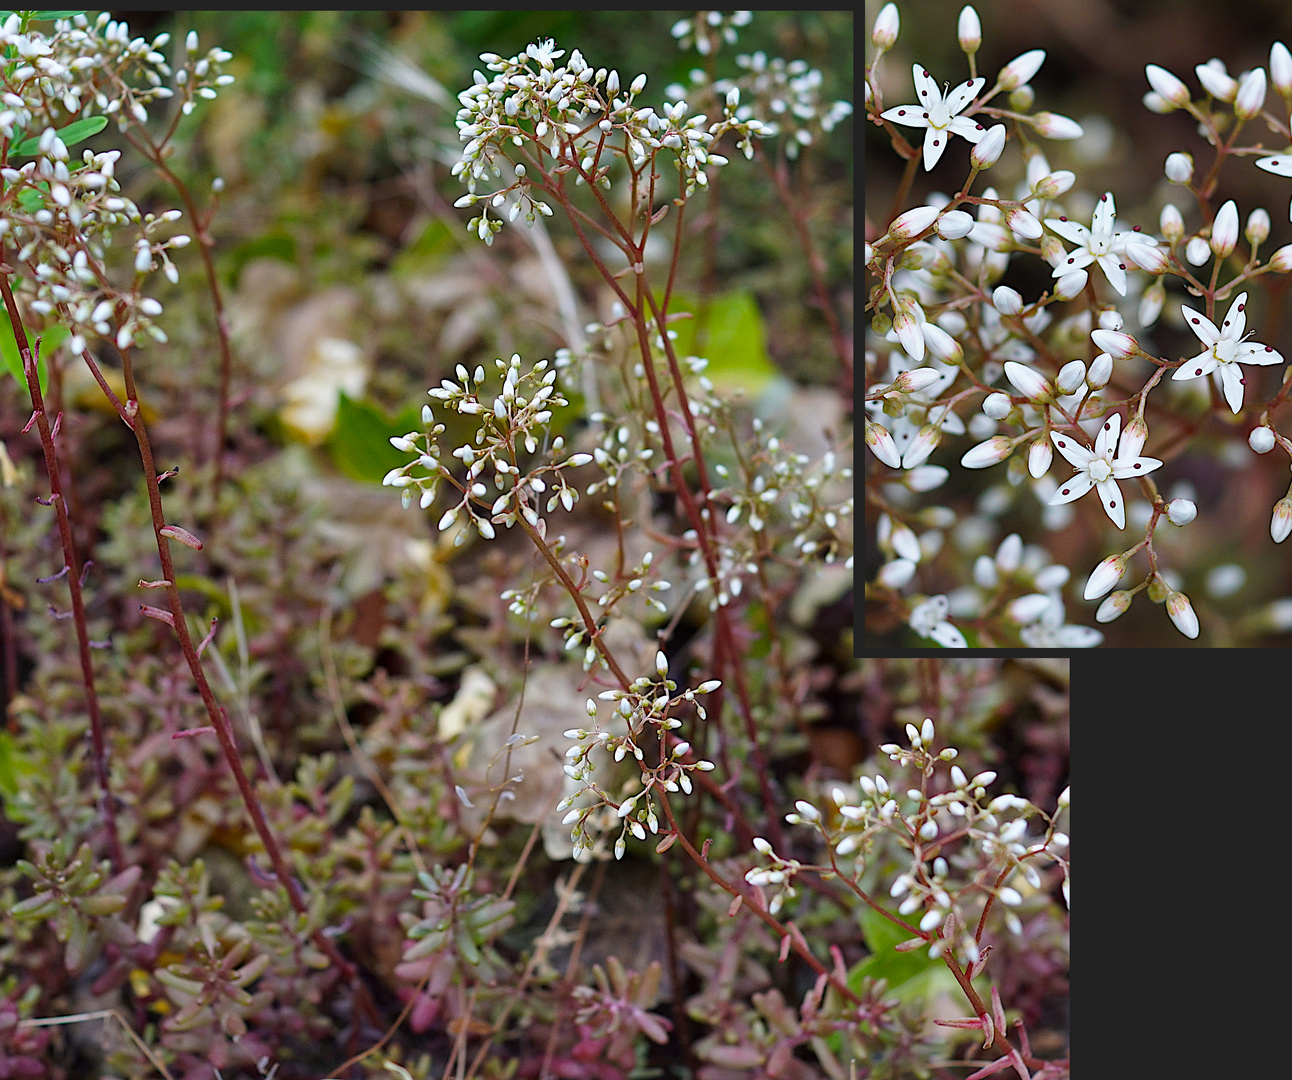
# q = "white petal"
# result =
<box><xmin>1218</xmin><ymin>363</ymin><xmax>1245</xmax><ymax>413</ymax></box>
<box><xmin>1092</xmin><ymin>192</ymin><xmax>1116</xmax><ymax>237</ymax></box>
<box><xmin>1097</xmin><ymin>253</ymin><xmax>1128</xmax><ymax>296</ymax></box>
<box><xmin>1049</xmin><ymin>471</ymin><xmax>1093</xmax><ymax>504</ymax></box>
<box><xmin>1093</xmin><ymin>412</ymin><xmax>1121</xmax><ymax>458</ymax></box>
<box><xmin>943</xmin><ymin>77</ymin><xmax>986</xmax><ymax>117</ymax></box>
<box><xmin>1237</xmin><ymin>342</ymin><xmax>1284</xmax><ymax>365</ymax></box>
<box><xmin>1218</xmin><ymin>292</ymin><xmax>1247</xmax><ymax>339</ymax></box>
<box><xmin>922</xmin><ymin>129</ymin><xmax>948</xmax><ymax>171</ymax></box>
<box><xmin>1050</xmin><ymin>430</ymin><xmax>1094</xmax><ymax>469</ymax></box>
<box><xmin>1111</xmin><ymin>455</ymin><xmax>1162</xmax><ymax>478</ymax></box>
<box><xmin>1045</xmin><ymin>219</ymin><xmax>1091</xmax><ymax>247</ymax></box>
<box><xmin>1180</xmin><ymin>305</ymin><xmax>1219</xmax><ymax>347</ymax></box>
<box><xmin>1172</xmin><ymin>350</ymin><xmax>1216</xmax><ymax>380</ymax></box>
<box><xmin>880</xmin><ymin>103</ymin><xmax>931</xmax><ymax>128</ymax></box>
<box><xmin>1095</xmin><ymin>478</ymin><xmax>1126</xmax><ymax>528</ymax></box>
<box><xmin>1255</xmin><ymin>154</ymin><xmax>1292</xmax><ymax>177</ymax></box>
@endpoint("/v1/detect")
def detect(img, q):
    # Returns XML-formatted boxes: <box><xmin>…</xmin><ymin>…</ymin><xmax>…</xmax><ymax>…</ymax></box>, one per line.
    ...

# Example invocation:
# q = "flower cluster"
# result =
<box><xmin>1</xmin><ymin>13</ymin><xmax>234</xmax><ymax>353</ymax></box>
<box><xmin>866</xmin><ymin>2</ymin><xmax>1292</xmax><ymax>645</ymax></box>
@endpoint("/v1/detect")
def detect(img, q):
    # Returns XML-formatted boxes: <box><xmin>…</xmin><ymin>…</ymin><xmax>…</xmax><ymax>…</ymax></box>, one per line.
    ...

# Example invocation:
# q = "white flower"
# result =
<box><xmin>880</xmin><ymin>64</ymin><xmax>987</xmax><ymax>171</ymax></box>
<box><xmin>908</xmin><ymin>594</ymin><xmax>967</xmax><ymax>647</ymax></box>
<box><xmin>1049</xmin><ymin>413</ymin><xmax>1163</xmax><ymax>529</ymax></box>
<box><xmin>1045</xmin><ymin>192</ymin><xmax>1148</xmax><ymax>296</ymax></box>
<box><xmin>1172</xmin><ymin>292</ymin><xmax>1284</xmax><ymax>413</ymax></box>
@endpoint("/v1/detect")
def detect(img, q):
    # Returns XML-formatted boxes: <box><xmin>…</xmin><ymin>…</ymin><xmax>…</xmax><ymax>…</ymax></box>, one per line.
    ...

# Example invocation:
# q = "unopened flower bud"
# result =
<box><xmin>1119</xmin><ymin>416</ymin><xmax>1148</xmax><ymax>460</ymax></box>
<box><xmin>1164</xmin><ymin>152</ymin><xmax>1193</xmax><ymax>183</ymax></box>
<box><xmin>982</xmin><ymin>391</ymin><xmax>1012</xmax><ymax>420</ymax></box>
<box><xmin>1126</xmin><ymin>242</ymin><xmax>1168</xmax><ymax>273</ymax></box>
<box><xmin>961</xmin><ymin>435</ymin><xmax>1014</xmax><ymax>469</ymax></box>
<box><xmin>866</xmin><ymin>420</ymin><xmax>902</xmax><ymax>468</ymax></box>
<box><xmin>1030</xmin><ymin>112</ymin><xmax>1083</xmax><ymax>139</ymax></box>
<box><xmin>1246</xmin><ymin>207</ymin><xmax>1271</xmax><ymax>246</ymax></box>
<box><xmin>921</xmin><ymin>322</ymin><xmax>963</xmax><ymax>364</ymax></box>
<box><xmin>1090</xmin><ymin>329</ymin><xmax>1140</xmax><ymax>360</ymax></box>
<box><xmin>1166</xmin><ymin>590</ymin><xmax>1200</xmax><ymax>639</ymax></box>
<box><xmin>1249</xmin><ymin>426</ymin><xmax>1277</xmax><ymax>453</ymax></box>
<box><xmin>1098</xmin><ymin>309</ymin><xmax>1124</xmax><ymax>332</ymax></box>
<box><xmin>1009</xmin><ymin>85</ymin><xmax>1036</xmax><ymax>112</ymax></box>
<box><xmin>902</xmin><ymin>425</ymin><xmax>942</xmax><ymax>468</ymax></box>
<box><xmin>888</xmin><ymin>204</ymin><xmax>940</xmax><ymax>241</ymax></box>
<box><xmin>1096</xmin><ymin>590</ymin><xmax>1133</xmax><ymax>623</ymax></box>
<box><xmin>871</xmin><ymin>2</ymin><xmax>899</xmax><ymax>51</ymax></box>
<box><xmin>1032</xmin><ymin>169</ymin><xmax>1075</xmax><ymax>199</ymax></box>
<box><xmin>958</xmin><ymin>6</ymin><xmax>981</xmax><ymax>54</ymax></box>
<box><xmin>1185</xmin><ymin>236</ymin><xmax>1212</xmax><ymax>265</ymax></box>
<box><xmin>936</xmin><ymin>209</ymin><xmax>976</xmax><ymax>239</ymax></box>
<box><xmin>1210</xmin><ymin>199</ymin><xmax>1239</xmax><ymax>258</ymax></box>
<box><xmin>1235</xmin><ymin>67</ymin><xmax>1267</xmax><ymax>119</ymax></box>
<box><xmin>1087</xmin><ymin>352</ymin><xmax>1114</xmax><ymax>389</ymax></box>
<box><xmin>1272</xmin><ymin>497</ymin><xmax>1292</xmax><ymax>543</ymax></box>
<box><xmin>1195</xmin><ymin>60</ymin><xmax>1237</xmax><ymax>101</ymax></box>
<box><xmin>1028</xmin><ymin>438</ymin><xmax>1053</xmax><ymax>478</ymax></box>
<box><xmin>1145</xmin><ymin>64</ymin><xmax>1191</xmax><ymax>108</ymax></box>
<box><xmin>998</xmin><ymin>49</ymin><xmax>1046</xmax><ymax>91</ymax></box>
<box><xmin>1084</xmin><ymin>551</ymin><xmax>1130</xmax><ymax>600</ymax></box>
<box><xmin>895</xmin><ymin>368</ymin><xmax>942</xmax><ymax>394</ymax></box>
<box><xmin>970</xmin><ymin>124</ymin><xmax>1007</xmax><ymax>168</ymax></box>
<box><xmin>1056</xmin><ymin>360</ymin><xmax>1086</xmax><ymax>394</ymax></box>
<box><xmin>1005</xmin><ymin>206</ymin><xmax>1043</xmax><ymax>239</ymax></box>
<box><xmin>1167</xmin><ymin>498</ymin><xmax>1197</xmax><ymax>525</ymax></box>
<box><xmin>1053</xmin><ymin>268</ymin><xmax>1088</xmax><ymax>300</ymax></box>
<box><xmin>992</xmin><ymin>286</ymin><xmax>1024</xmax><ymax>316</ymax></box>
<box><xmin>1140</xmin><ymin>281</ymin><xmax>1166</xmax><ymax>327</ymax></box>
<box><xmin>1003</xmin><ymin>360</ymin><xmax>1053</xmax><ymax>401</ymax></box>
<box><xmin>1269</xmin><ymin>243</ymin><xmax>1292</xmax><ymax>273</ymax></box>
<box><xmin>1160</xmin><ymin>203</ymin><xmax>1185</xmax><ymax>242</ymax></box>
<box><xmin>1272</xmin><ymin>42</ymin><xmax>1292</xmax><ymax>96</ymax></box>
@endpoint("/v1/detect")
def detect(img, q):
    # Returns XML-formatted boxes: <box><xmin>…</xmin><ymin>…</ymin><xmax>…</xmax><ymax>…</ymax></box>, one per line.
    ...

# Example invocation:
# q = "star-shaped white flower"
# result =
<box><xmin>1044</xmin><ymin>192</ymin><xmax>1149</xmax><ymax>296</ymax></box>
<box><xmin>1048</xmin><ymin>413</ymin><xmax>1162</xmax><ymax>529</ymax></box>
<box><xmin>880</xmin><ymin>64</ymin><xmax>986</xmax><ymax>171</ymax></box>
<box><xmin>1171</xmin><ymin>291</ymin><xmax>1285</xmax><ymax>413</ymax></box>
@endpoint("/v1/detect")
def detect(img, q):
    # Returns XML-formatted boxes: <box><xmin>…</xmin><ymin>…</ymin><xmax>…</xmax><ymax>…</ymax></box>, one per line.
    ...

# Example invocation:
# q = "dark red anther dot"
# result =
<box><xmin>1194</xmin><ymin>367</ymin><xmax>1203</xmax><ymax>374</ymax></box>
<box><xmin>897</xmin><ymin>109</ymin><xmax>907</xmax><ymax>115</ymax></box>
<box><xmin>1133</xmin><ymin>463</ymin><xmax>1142</xmax><ymax>469</ymax></box>
<box><xmin>975</xmin><ymin>123</ymin><xmax>984</xmax><ymax>130</ymax></box>
<box><xmin>933</xmin><ymin>138</ymin><xmax>941</xmax><ymax>146</ymax></box>
<box><xmin>1119</xmin><ymin>263</ymin><xmax>1126</xmax><ymax>270</ymax></box>
<box><xmin>1067</xmin><ymin>257</ymin><xmax>1076</xmax><ymax>264</ymax></box>
<box><xmin>1059</xmin><ymin>216</ymin><xmax>1067</xmax><ymax>221</ymax></box>
<box><xmin>1110</xmin><ymin>500</ymin><xmax>1117</xmax><ymax>507</ymax></box>
<box><xmin>1191</xmin><ymin>317</ymin><xmax>1200</xmax><ymax>324</ymax></box>
<box><xmin>1241</xmin><ymin>377</ymin><xmax>1246</xmax><ymax>384</ymax></box>
<box><xmin>1266</xmin><ymin>346</ymin><xmax>1274</xmax><ymax>352</ymax></box>
<box><xmin>1062</xmin><ymin>488</ymin><xmax>1070</xmax><ymax>495</ymax></box>
<box><xmin>1057</xmin><ymin>439</ymin><xmax>1066</xmax><ymax>448</ymax></box>
<box><xmin>1133</xmin><ymin>225</ymin><xmax>1142</xmax><ymax>231</ymax></box>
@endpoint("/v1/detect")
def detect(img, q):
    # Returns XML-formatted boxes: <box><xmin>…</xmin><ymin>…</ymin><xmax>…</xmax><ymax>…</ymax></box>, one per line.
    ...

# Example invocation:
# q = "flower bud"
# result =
<box><xmin>1096</xmin><ymin>590</ymin><xmax>1132</xmax><ymax>623</ymax></box>
<box><xmin>1005</xmin><ymin>206</ymin><xmax>1043</xmax><ymax>239</ymax></box>
<box><xmin>1087</xmin><ymin>352</ymin><xmax>1113</xmax><ymax>389</ymax></box>
<box><xmin>1272</xmin><ymin>42</ymin><xmax>1292</xmax><ymax>96</ymax></box>
<box><xmin>1185</xmin><ymin>236</ymin><xmax>1212</xmax><ymax>265</ymax></box>
<box><xmin>1235</xmin><ymin>67</ymin><xmax>1267</xmax><ymax>120</ymax></box>
<box><xmin>1098</xmin><ymin>308</ymin><xmax>1124</xmax><ymax>332</ymax></box>
<box><xmin>1126</xmin><ymin>242</ymin><xmax>1168</xmax><ymax>273</ymax></box>
<box><xmin>1032</xmin><ymin>169</ymin><xmax>1075</xmax><ymax>199</ymax></box>
<box><xmin>1210</xmin><ymin>199</ymin><xmax>1239</xmax><ymax>258</ymax></box>
<box><xmin>1030</xmin><ymin>112</ymin><xmax>1083</xmax><ymax>139</ymax></box>
<box><xmin>921</xmin><ymin>322</ymin><xmax>963</xmax><ymax>364</ymax></box>
<box><xmin>901</xmin><ymin>425</ymin><xmax>941</xmax><ymax>468</ymax></box>
<box><xmin>936</xmin><ymin>209</ymin><xmax>976</xmax><ymax>240</ymax></box>
<box><xmin>1246</xmin><ymin>207</ymin><xmax>1271</xmax><ymax>246</ymax></box>
<box><xmin>1160</xmin><ymin>203</ymin><xmax>1185</xmax><ymax>242</ymax></box>
<box><xmin>1163</xmin><ymin>152</ymin><xmax>1193</xmax><ymax>184</ymax></box>
<box><xmin>970</xmin><ymin>124</ymin><xmax>1007</xmax><ymax>168</ymax></box>
<box><xmin>1028</xmin><ymin>437</ymin><xmax>1053</xmax><ymax>478</ymax></box>
<box><xmin>1166</xmin><ymin>498</ymin><xmax>1197</xmax><ymax>525</ymax></box>
<box><xmin>1139</xmin><ymin>281</ymin><xmax>1166</xmax><ymax>327</ymax></box>
<box><xmin>992</xmin><ymin>286</ymin><xmax>1024</xmax><ymax>316</ymax></box>
<box><xmin>1269</xmin><ymin>243</ymin><xmax>1292</xmax><ymax>273</ymax></box>
<box><xmin>1009</xmin><ymin>85</ymin><xmax>1036</xmax><ymax>113</ymax></box>
<box><xmin>982</xmin><ymin>391</ymin><xmax>1012</xmax><ymax>420</ymax></box>
<box><xmin>1145</xmin><ymin>64</ymin><xmax>1191</xmax><ymax>108</ymax></box>
<box><xmin>1090</xmin><ymin>329</ymin><xmax>1140</xmax><ymax>360</ymax></box>
<box><xmin>888</xmin><ymin>204</ymin><xmax>940</xmax><ymax>241</ymax></box>
<box><xmin>1272</xmin><ymin>497</ymin><xmax>1292</xmax><ymax>543</ymax></box>
<box><xmin>1008</xmin><ymin>593</ymin><xmax>1052</xmax><ymax>624</ymax></box>
<box><xmin>871</xmin><ymin>2</ymin><xmax>899</xmax><ymax>51</ymax></box>
<box><xmin>998</xmin><ymin>50</ymin><xmax>1045</xmax><ymax>91</ymax></box>
<box><xmin>1166</xmin><ymin>590</ymin><xmax>1200</xmax><ymax>639</ymax></box>
<box><xmin>961</xmin><ymin>436</ymin><xmax>1014</xmax><ymax>469</ymax></box>
<box><xmin>1195</xmin><ymin>60</ymin><xmax>1237</xmax><ymax>101</ymax></box>
<box><xmin>1119</xmin><ymin>416</ymin><xmax>1148</xmax><ymax>459</ymax></box>
<box><xmin>1056</xmin><ymin>360</ymin><xmax>1086</xmax><ymax>394</ymax></box>
<box><xmin>894</xmin><ymin>368</ymin><xmax>942</xmax><ymax>394</ymax></box>
<box><xmin>958</xmin><ymin>6</ymin><xmax>982</xmax><ymax>54</ymax></box>
<box><xmin>1249</xmin><ymin>426</ymin><xmax>1277</xmax><ymax>453</ymax></box>
<box><xmin>1003</xmin><ymin>360</ymin><xmax>1053</xmax><ymax>401</ymax></box>
<box><xmin>1084</xmin><ymin>551</ymin><xmax>1129</xmax><ymax>600</ymax></box>
<box><xmin>865</xmin><ymin>420</ymin><xmax>902</xmax><ymax>468</ymax></box>
<box><xmin>1053</xmin><ymin>268</ymin><xmax>1088</xmax><ymax>300</ymax></box>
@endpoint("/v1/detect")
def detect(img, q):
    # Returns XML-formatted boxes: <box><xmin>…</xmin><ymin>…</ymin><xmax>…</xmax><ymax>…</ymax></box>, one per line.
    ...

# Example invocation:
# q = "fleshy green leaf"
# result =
<box><xmin>665</xmin><ymin>288</ymin><xmax>778</xmax><ymax>397</ymax></box>
<box><xmin>0</xmin><ymin>316</ymin><xmax>63</xmax><ymax>395</ymax></box>
<box><xmin>326</xmin><ymin>393</ymin><xmax>424</xmax><ymax>485</ymax></box>
<box><xmin>10</xmin><ymin>114</ymin><xmax>107</xmax><ymax>157</ymax></box>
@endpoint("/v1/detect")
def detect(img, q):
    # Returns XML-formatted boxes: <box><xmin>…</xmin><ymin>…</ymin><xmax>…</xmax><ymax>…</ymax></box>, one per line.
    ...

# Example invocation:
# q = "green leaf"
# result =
<box><xmin>0</xmin><ymin>731</ymin><xmax>38</xmax><ymax>805</ymax></box>
<box><xmin>665</xmin><ymin>288</ymin><xmax>779</xmax><ymax>397</ymax></box>
<box><xmin>10</xmin><ymin>114</ymin><xmax>107</xmax><ymax>157</ymax></box>
<box><xmin>849</xmin><ymin>902</ymin><xmax>964</xmax><ymax>1011</ymax></box>
<box><xmin>326</xmin><ymin>393</ymin><xmax>424</xmax><ymax>485</ymax></box>
<box><xmin>0</xmin><ymin>314</ymin><xmax>61</xmax><ymax>395</ymax></box>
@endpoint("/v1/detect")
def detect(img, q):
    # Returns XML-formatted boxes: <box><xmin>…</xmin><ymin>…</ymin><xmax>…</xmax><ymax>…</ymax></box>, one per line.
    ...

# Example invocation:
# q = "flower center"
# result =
<box><xmin>1088</xmin><ymin>457</ymin><xmax>1113</xmax><ymax>483</ymax></box>
<box><xmin>1213</xmin><ymin>338</ymin><xmax>1239</xmax><ymax>364</ymax></box>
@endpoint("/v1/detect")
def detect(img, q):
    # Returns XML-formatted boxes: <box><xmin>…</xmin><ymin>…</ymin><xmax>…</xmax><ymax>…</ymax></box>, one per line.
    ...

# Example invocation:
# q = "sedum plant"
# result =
<box><xmin>866</xmin><ymin>1</ymin><xmax>1292</xmax><ymax>647</ymax></box>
